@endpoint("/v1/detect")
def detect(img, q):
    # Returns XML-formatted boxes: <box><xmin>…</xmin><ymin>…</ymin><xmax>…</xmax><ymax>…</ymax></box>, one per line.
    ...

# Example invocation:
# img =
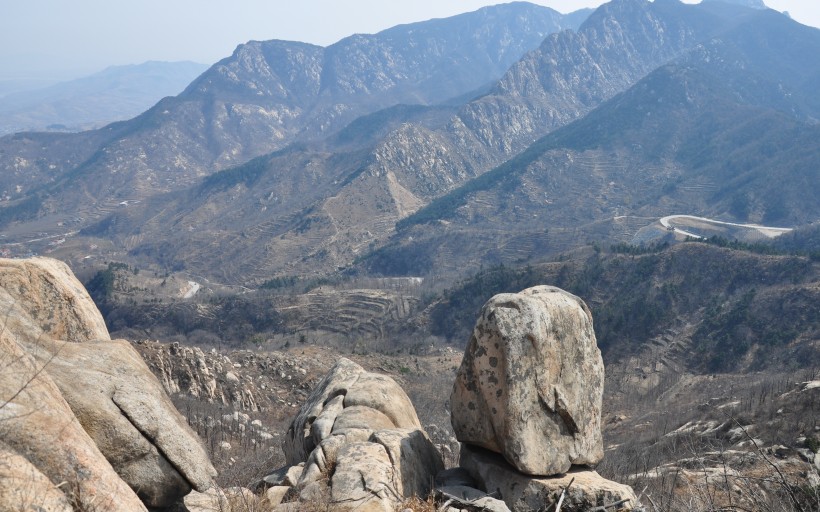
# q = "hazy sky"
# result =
<box><xmin>2</xmin><ymin>0</ymin><xmax>817</xmax><ymax>81</ymax></box>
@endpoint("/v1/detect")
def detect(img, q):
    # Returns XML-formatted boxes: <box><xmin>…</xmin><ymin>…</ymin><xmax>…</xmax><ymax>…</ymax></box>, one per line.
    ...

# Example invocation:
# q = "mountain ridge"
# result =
<box><xmin>0</xmin><ymin>61</ymin><xmax>208</xmax><ymax>136</ymax></box>
<box><xmin>1</xmin><ymin>0</ymin><xmax>817</xmax><ymax>288</ymax></box>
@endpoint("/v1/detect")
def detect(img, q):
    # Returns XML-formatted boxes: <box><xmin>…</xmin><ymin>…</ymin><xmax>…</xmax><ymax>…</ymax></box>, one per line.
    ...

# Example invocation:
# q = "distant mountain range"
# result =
<box><xmin>0</xmin><ymin>0</ymin><xmax>817</xmax><ymax>286</ymax></box>
<box><xmin>0</xmin><ymin>61</ymin><xmax>208</xmax><ymax>135</ymax></box>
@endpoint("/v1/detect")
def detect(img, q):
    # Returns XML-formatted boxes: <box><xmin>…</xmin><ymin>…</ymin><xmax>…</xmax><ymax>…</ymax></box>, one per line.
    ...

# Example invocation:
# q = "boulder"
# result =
<box><xmin>0</xmin><ymin>257</ymin><xmax>216</xmax><ymax>508</ymax></box>
<box><xmin>283</xmin><ymin>358</ymin><xmax>421</xmax><ymax>464</ymax></box>
<box><xmin>370</xmin><ymin>428</ymin><xmax>445</xmax><ymax>499</ymax></box>
<box><xmin>451</xmin><ymin>285</ymin><xmax>604</xmax><ymax>475</ymax></box>
<box><xmin>330</xmin><ymin>442</ymin><xmax>397</xmax><ymax>512</ymax></box>
<box><xmin>0</xmin><ymin>442</ymin><xmax>72</xmax><ymax>512</ymax></box>
<box><xmin>261</xmin><ymin>463</ymin><xmax>304</xmax><ymax>488</ymax></box>
<box><xmin>460</xmin><ymin>444</ymin><xmax>638</xmax><ymax>512</ymax></box>
<box><xmin>264</xmin><ymin>486</ymin><xmax>291</xmax><ymax>508</ymax></box>
<box><xmin>24</xmin><ymin>337</ymin><xmax>217</xmax><ymax>508</ymax></box>
<box><xmin>281</xmin><ymin>358</ymin><xmax>443</xmax><ymax>511</ymax></box>
<box><xmin>0</xmin><ymin>331</ymin><xmax>148</xmax><ymax>512</ymax></box>
<box><xmin>322</xmin><ymin>431</ymin><xmax>444</xmax><ymax>511</ymax></box>
<box><xmin>0</xmin><ymin>257</ymin><xmax>109</xmax><ymax>343</ymax></box>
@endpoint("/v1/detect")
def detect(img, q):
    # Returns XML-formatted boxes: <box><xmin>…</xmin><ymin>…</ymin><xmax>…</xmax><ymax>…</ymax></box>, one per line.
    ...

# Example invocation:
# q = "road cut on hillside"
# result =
<box><xmin>659</xmin><ymin>215</ymin><xmax>793</xmax><ymax>240</ymax></box>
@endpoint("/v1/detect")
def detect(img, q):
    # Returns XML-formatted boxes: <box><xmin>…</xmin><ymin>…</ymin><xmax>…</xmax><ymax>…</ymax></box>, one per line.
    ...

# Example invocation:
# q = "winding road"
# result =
<box><xmin>659</xmin><ymin>215</ymin><xmax>793</xmax><ymax>240</ymax></box>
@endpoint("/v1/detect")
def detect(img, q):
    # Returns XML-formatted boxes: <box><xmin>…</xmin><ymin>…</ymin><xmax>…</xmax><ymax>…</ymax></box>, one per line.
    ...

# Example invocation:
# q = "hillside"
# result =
<box><xmin>364</xmin><ymin>8</ymin><xmax>820</xmax><ymax>278</ymax></box>
<box><xmin>0</xmin><ymin>3</ymin><xmax>583</xmax><ymax>224</ymax></box>
<box><xmin>86</xmin><ymin>242</ymin><xmax>819</xmax><ymax>378</ymax></box>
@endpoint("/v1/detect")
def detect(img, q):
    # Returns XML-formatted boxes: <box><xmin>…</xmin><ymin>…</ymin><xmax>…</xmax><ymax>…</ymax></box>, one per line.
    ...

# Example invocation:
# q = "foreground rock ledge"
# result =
<box><xmin>0</xmin><ymin>257</ymin><xmax>216</xmax><ymax>510</ymax></box>
<box><xmin>451</xmin><ymin>285</ymin><xmax>605</xmax><ymax>476</ymax></box>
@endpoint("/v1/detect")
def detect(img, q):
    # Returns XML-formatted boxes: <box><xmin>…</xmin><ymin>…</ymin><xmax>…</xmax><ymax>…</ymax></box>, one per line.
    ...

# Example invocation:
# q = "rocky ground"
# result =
<box><xmin>129</xmin><ymin>337</ymin><xmax>820</xmax><ymax>511</ymax></box>
<box><xmin>3</xmin><ymin>255</ymin><xmax>818</xmax><ymax>512</ymax></box>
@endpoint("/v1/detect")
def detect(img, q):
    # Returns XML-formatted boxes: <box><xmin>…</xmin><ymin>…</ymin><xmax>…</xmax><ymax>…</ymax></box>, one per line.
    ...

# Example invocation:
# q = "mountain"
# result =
<box><xmin>0</xmin><ymin>61</ymin><xmax>209</xmax><ymax>135</ymax></box>
<box><xmin>107</xmin><ymin>0</ymin><xmax>790</xmax><ymax>283</ymax></box>
<box><xmin>0</xmin><ymin>2</ymin><xmax>585</xmax><ymax>214</ymax></box>
<box><xmin>360</xmin><ymin>7</ymin><xmax>820</xmax><ymax>278</ymax></box>
<box><xmin>1</xmin><ymin>0</ymin><xmax>817</xmax><ymax>288</ymax></box>
<box><xmin>0</xmin><ymin>2</ymin><xmax>588</xmax><ymax>274</ymax></box>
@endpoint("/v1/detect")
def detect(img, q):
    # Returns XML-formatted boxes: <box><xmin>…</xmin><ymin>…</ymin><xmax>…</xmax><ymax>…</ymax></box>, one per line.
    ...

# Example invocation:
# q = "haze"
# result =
<box><xmin>2</xmin><ymin>0</ymin><xmax>818</xmax><ymax>81</ymax></box>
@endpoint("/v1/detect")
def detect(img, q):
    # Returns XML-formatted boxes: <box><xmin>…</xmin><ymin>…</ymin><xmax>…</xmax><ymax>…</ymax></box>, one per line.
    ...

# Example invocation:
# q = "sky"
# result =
<box><xmin>1</xmin><ymin>0</ymin><xmax>818</xmax><ymax>82</ymax></box>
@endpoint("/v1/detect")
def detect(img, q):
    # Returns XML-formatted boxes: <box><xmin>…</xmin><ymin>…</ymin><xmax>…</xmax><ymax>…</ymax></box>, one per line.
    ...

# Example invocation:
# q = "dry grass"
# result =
<box><xmin>395</xmin><ymin>494</ymin><xmax>438</xmax><ymax>512</ymax></box>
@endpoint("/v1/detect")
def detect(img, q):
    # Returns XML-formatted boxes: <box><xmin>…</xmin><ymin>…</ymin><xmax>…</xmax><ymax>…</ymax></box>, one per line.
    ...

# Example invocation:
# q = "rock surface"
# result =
<box><xmin>25</xmin><ymin>338</ymin><xmax>217</xmax><ymax>507</ymax></box>
<box><xmin>279</xmin><ymin>358</ymin><xmax>443</xmax><ymax>510</ymax></box>
<box><xmin>284</xmin><ymin>357</ymin><xmax>421</xmax><ymax>464</ymax></box>
<box><xmin>0</xmin><ymin>257</ymin><xmax>110</xmax><ymax>343</ymax></box>
<box><xmin>0</xmin><ymin>330</ymin><xmax>148</xmax><ymax>511</ymax></box>
<box><xmin>0</xmin><ymin>257</ymin><xmax>216</xmax><ymax>509</ymax></box>
<box><xmin>0</xmin><ymin>441</ymin><xmax>73</xmax><ymax>512</ymax></box>
<box><xmin>460</xmin><ymin>444</ymin><xmax>638</xmax><ymax>512</ymax></box>
<box><xmin>451</xmin><ymin>285</ymin><xmax>604</xmax><ymax>475</ymax></box>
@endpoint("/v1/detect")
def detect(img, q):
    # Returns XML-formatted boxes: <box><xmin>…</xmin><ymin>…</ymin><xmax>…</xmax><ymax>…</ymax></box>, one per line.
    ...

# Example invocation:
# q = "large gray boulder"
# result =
<box><xmin>0</xmin><ymin>257</ymin><xmax>216</xmax><ymax>509</ymax></box>
<box><xmin>283</xmin><ymin>357</ymin><xmax>422</xmax><ymax>464</ymax></box>
<box><xmin>0</xmin><ymin>257</ymin><xmax>110</xmax><ymax>342</ymax></box>
<box><xmin>451</xmin><ymin>285</ymin><xmax>604</xmax><ymax>476</ymax></box>
<box><xmin>24</xmin><ymin>338</ymin><xmax>218</xmax><ymax>507</ymax></box>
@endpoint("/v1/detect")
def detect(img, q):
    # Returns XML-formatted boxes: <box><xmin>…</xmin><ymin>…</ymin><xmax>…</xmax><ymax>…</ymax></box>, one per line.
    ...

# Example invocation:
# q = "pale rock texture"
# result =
<box><xmin>460</xmin><ymin>445</ymin><xmax>638</xmax><ymax>512</ymax></box>
<box><xmin>0</xmin><ymin>257</ymin><xmax>110</xmax><ymax>342</ymax></box>
<box><xmin>24</xmin><ymin>338</ymin><xmax>217</xmax><ymax>507</ymax></box>
<box><xmin>283</xmin><ymin>357</ymin><xmax>421</xmax><ymax>464</ymax></box>
<box><xmin>451</xmin><ymin>285</ymin><xmax>604</xmax><ymax>475</ymax></box>
<box><xmin>370</xmin><ymin>428</ymin><xmax>447</xmax><ymax>499</ymax></box>
<box><xmin>263</xmin><ymin>486</ymin><xmax>291</xmax><ymax>508</ymax></box>
<box><xmin>330</xmin><ymin>442</ymin><xmax>397</xmax><ymax>512</ymax></box>
<box><xmin>0</xmin><ymin>442</ymin><xmax>73</xmax><ymax>512</ymax></box>
<box><xmin>0</xmin><ymin>257</ymin><xmax>216</xmax><ymax>509</ymax></box>
<box><xmin>0</xmin><ymin>331</ymin><xmax>148</xmax><ymax>512</ymax></box>
<box><xmin>261</xmin><ymin>462</ymin><xmax>304</xmax><ymax>488</ymax></box>
<box><xmin>279</xmin><ymin>358</ymin><xmax>443</xmax><ymax>511</ymax></box>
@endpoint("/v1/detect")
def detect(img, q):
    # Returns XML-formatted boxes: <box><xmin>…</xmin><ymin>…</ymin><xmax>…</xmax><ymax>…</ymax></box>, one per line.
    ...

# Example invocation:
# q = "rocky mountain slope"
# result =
<box><xmin>0</xmin><ymin>61</ymin><xmax>208</xmax><ymax>135</ymax></box>
<box><xmin>4</xmin><ymin>0</ymin><xmax>792</xmax><ymax>286</ymax></box>
<box><xmin>0</xmin><ymin>3</ymin><xmax>584</xmax><ymax>230</ymax></box>
<box><xmin>363</xmin><ymin>7</ymin><xmax>820</xmax><ymax>278</ymax></box>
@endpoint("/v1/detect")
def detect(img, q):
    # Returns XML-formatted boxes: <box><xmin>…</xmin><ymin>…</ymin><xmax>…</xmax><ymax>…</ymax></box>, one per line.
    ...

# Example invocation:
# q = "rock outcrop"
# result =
<box><xmin>0</xmin><ymin>328</ymin><xmax>149</xmax><ymax>511</ymax></box>
<box><xmin>0</xmin><ymin>257</ymin><xmax>110</xmax><ymax>343</ymax></box>
<box><xmin>0</xmin><ymin>441</ymin><xmax>73</xmax><ymax>512</ymax></box>
<box><xmin>451</xmin><ymin>285</ymin><xmax>604</xmax><ymax>476</ymax></box>
<box><xmin>284</xmin><ymin>357</ymin><xmax>422</xmax><ymax>464</ymax></box>
<box><xmin>277</xmin><ymin>358</ymin><xmax>443</xmax><ymax>511</ymax></box>
<box><xmin>0</xmin><ymin>257</ymin><xmax>216</xmax><ymax>510</ymax></box>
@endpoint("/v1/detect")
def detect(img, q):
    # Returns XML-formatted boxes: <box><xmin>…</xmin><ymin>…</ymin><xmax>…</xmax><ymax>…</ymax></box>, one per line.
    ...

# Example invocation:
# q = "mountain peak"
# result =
<box><xmin>703</xmin><ymin>0</ymin><xmax>766</xmax><ymax>9</ymax></box>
